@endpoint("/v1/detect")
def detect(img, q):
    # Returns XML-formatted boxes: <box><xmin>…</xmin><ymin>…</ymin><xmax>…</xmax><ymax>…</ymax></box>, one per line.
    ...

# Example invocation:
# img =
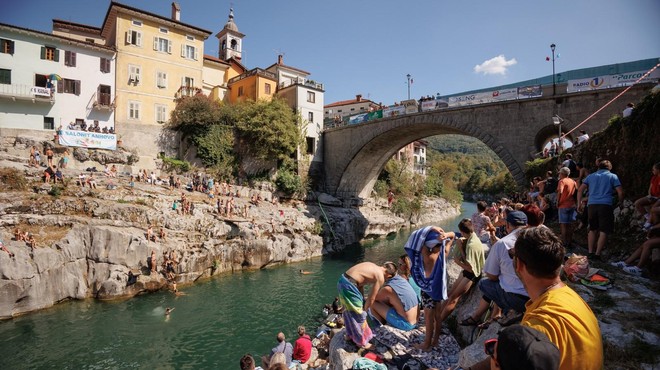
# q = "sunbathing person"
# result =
<box><xmin>611</xmin><ymin>225</ymin><xmax>660</xmax><ymax>276</ymax></box>
<box><xmin>0</xmin><ymin>239</ymin><xmax>15</xmax><ymax>258</ymax></box>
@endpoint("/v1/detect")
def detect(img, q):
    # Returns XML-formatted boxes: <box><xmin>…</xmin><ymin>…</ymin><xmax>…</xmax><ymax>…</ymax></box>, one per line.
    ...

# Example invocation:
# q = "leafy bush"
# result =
<box><xmin>48</xmin><ymin>185</ymin><xmax>62</xmax><ymax>197</ymax></box>
<box><xmin>161</xmin><ymin>156</ymin><xmax>191</xmax><ymax>173</ymax></box>
<box><xmin>307</xmin><ymin>221</ymin><xmax>324</xmax><ymax>235</ymax></box>
<box><xmin>275</xmin><ymin>168</ymin><xmax>307</xmax><ymax>196</ymax></box>
<box><xmin>0</xmin><ymin>168</ymin><xmax>28</xmax><ymax>191</ymax></box>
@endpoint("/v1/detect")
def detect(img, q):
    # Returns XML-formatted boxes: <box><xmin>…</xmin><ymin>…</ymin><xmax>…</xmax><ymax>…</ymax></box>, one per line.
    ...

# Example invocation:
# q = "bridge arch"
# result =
<box><xmin>322</xmin><ymin>84</ymin><xmax>653</xmax><ymax>199</ymax></box>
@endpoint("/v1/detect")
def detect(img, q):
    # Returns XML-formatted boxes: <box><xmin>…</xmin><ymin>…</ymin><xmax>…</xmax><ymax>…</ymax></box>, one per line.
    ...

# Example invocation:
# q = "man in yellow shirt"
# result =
<box><xmin>514</xmin><ymin>227</ymin><xmax>603</xmax><ymax>370</ymax></box>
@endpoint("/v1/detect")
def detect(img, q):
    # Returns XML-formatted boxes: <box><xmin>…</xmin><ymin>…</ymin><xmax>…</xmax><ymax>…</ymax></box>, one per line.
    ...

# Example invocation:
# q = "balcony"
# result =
<box><xmin>175</xmin><ymin>85</ymin><xmax>203</xmax><ymax>99</ymax></box>
<box><xmin>278</xmin><ymin>77</ymin><xmax>324</xmax><ymax>91</ymax></box>
<box><xmin>92</xmin><ymin>92</ymin><xmax>115</xmax><ymax>110</ymax></box>
<box><xmin>0</xmin><ymin>84</ymin><xmax>55</xmax><ymax>103</ymax></box>
<box><xmin>228</xmin><ymin>68</ymin><xmax>277</xmax><ymax>85</ymax></box>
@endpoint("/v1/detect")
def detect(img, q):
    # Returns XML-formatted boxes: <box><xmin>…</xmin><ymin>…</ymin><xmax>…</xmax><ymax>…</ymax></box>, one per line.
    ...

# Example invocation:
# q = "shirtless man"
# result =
<box><xmin>299</xmin><ymin>269</ymin><xmax>313</xmax><ymax>275</ymax></box>
<box><xmin>337</xmin><ymin>261</ymin><xmax>397</xmax><ymax>349</ymax></box>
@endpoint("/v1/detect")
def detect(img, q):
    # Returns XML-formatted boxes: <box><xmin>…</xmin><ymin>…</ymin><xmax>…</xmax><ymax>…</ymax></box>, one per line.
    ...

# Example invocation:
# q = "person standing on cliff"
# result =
<box><xmin>577</xmin><ymin>159</ymin><xmax>623</xmax><ymax>260</ymax></box>
<box><xmin>337</xmin><ymin>261</ymin><xmax>397</xmax><ymax>349</ymax></box>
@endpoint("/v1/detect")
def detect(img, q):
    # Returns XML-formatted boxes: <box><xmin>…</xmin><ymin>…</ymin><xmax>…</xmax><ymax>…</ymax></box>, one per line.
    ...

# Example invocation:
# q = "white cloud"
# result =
<box><xmin>474</xmin><ymin>55</ymin><xmax>517</xmax><ymax>75</ymax></box>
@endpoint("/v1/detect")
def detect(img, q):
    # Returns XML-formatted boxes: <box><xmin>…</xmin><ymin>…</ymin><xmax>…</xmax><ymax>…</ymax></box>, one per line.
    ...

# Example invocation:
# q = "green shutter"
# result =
<box><xmin>74</xmin><ymin>80</ymin><xmax>81</xmax><ymax>95</ymax></box>
<box><xmin>54</xmin><ymin>49</ymin><xmax>59</xmax><ymax>62</ymax></box>
<box><xmin>40</xmin><ymin>46</ymin><xmax>46</xmax><ymax>60</ymax></box>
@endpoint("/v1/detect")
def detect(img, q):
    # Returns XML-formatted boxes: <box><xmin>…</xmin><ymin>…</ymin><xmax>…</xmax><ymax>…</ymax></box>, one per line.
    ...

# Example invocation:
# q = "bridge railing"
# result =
<box><xmin>322</xmin><ymin>64</ymin><xmax>660</xmax><ymax>132</ymax></box>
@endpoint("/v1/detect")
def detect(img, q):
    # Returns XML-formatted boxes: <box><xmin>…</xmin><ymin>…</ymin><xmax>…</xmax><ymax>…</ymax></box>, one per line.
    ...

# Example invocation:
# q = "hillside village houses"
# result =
<box><xmin>0</xmin><ymin>1</ymin><xmax>324</xmax><ymax>176</ymax></box>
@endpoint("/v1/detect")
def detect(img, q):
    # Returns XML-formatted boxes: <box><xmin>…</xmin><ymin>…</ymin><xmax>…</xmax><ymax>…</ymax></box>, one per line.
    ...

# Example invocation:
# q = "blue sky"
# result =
<box><xmin>2</xmin><ymin>0</ymin><xmax>659</xmax><ymax>106</ymax></box>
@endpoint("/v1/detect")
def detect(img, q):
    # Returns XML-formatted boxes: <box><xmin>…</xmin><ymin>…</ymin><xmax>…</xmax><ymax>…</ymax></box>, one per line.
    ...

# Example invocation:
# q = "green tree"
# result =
<box><xmin>234</xmin><ymin>98</ymin><xmax>302</xmax><ymax>161</ymax></box>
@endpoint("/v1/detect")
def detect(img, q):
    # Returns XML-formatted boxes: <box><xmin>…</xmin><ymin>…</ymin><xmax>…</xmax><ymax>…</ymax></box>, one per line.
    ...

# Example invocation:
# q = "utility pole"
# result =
<box><xmin>550</xmin><ymin>43</ymin><xmax>556</xmax><ymax>96</ymax></box>
<box><xmin>406</xmin><ymin>74</ymin><xmax>411</xmax><ymax>100</ymax></box>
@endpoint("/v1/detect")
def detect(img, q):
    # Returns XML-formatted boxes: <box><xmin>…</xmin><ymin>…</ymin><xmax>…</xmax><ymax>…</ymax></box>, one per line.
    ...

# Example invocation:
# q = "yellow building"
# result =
<box><xmin>99</xmin><ymin>2</ymin><xmax>211</xmax><ymax>161</ymax></box>
<box><xmin>227</xmin><ymin>68</ymin><xmax>278</xmax><ymax>103</ymax></box>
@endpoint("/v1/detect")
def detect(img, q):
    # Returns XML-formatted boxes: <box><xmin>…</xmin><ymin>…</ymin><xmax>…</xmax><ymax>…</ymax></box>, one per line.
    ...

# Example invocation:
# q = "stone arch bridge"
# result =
<box><xmin>322</xmin><ymin>84</ymin><xmax>653</xmax><ymax>199</ymax></box>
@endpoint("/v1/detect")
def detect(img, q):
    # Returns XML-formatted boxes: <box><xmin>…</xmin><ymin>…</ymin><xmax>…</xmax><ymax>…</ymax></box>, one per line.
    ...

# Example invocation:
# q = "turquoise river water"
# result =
<box><xmin>0</xmin><ymin>202</ymin><xmax>476</xmax><ymax>369</ymax></box>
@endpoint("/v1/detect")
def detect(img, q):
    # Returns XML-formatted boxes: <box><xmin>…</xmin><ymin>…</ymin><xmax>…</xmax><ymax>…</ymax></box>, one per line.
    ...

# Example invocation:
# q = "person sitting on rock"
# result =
<box><xmin>43</xmin><ymin>165</ymin><xmax>55</xmax><ymax>183</ymax></box>
<box><xmin>146</xmin><ymin>225</ymin><xmax>154</xmax><ymax>241</ymax></box>
<box><xmin>54</xmin><ymin>167</ymin><xmax>64</xmax><ymax>184</ymax></box>
<box><xmin>159</xmin><ymin>227</ymin><xmax>167</xmax><ymax>242</ymax></box>
<box><xmin>26</xmin><ymin>233</ymin><xmax>36</xmax><ymax>250</ymax></box>
<box><xmin>292</xmin><ymin>325</ymin><xmax>312</xmax><ymax>365</ymax></box>
<box><xmin>261</xmin><ymin>332</ymin><xmax>293</xmax><ymax>369</ymax></box>
<box><xmin>371</xmin><ymin>261</ymin><xmax>419</xmax><ymax>331</ymax></box>
<box><xmin>611</xmin><ymin>225</ymin><xmax>660</xmax><ymax>276</ymax></box>
<box><xmin>634</xmin><ymin>162</ymin><xmax>660</xmax><ymax>228</ymax></box>
<box><xmin>434</xmin><ymin>218</ymin><xmax>485</xmax><ymax>333</ymax></box>
<box><xmin>86</xmin><ymin>173</ymin><xmax>97</xmax><ymax>189</ymax></box>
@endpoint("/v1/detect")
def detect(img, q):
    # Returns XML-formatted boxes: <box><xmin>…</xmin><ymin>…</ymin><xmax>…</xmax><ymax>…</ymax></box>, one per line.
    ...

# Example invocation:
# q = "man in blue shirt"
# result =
<box><xmin>577</xmin><ymin>160</ymin><xmax>624</xmax><ymax>260</ymax></box>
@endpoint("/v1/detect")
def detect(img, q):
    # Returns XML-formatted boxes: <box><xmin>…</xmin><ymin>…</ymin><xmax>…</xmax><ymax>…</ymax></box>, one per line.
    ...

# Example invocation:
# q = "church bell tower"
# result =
<box><xmin>216</xmin><ymin>7</ymin><xmax>245</xmax><ymax>61</ymax></box>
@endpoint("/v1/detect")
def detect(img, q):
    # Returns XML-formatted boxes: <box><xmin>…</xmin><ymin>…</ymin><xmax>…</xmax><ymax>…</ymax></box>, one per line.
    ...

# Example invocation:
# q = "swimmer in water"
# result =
<box><xmin>299</xmin><ymin>269</ymin><xmax>313</xmax><ymax>275</ymax></box>
<box><xmin>165</xmin><ymin>307</ymin><xmax>175</xmax><ymax>316</ymax></box>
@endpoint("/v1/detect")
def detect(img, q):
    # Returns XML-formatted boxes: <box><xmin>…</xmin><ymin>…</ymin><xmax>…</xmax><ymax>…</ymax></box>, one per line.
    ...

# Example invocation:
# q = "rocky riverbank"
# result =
<box><xmin>0</xmin><ymin>134</ymin><xmax>459</xmax><ymax>319</ymax></box>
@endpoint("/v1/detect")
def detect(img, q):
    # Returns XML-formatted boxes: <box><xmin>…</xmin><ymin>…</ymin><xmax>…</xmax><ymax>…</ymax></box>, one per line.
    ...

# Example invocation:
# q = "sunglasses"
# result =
<box><xmin>484</xmin><ymin>338</ymin><xmax>497</xmax><ymax>357</ymax></box>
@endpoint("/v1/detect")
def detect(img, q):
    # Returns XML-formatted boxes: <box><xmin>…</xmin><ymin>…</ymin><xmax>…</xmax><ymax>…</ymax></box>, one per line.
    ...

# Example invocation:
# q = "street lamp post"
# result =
<box><xmin>406</xmin><ymin>74</ymin><xmax>411</xmax><ymax>100</ymax></box>
<box><xmin>550</xmin><ymin>43</ymin><xmax>556</xmax><ymax>96</ymax></box>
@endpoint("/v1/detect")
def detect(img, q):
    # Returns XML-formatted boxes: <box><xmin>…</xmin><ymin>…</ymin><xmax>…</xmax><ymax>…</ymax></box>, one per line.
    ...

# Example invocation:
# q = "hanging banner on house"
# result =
<box><xmin>30</xmin><ymin>86</ymin><xmax>51</xmax><ymax>97</ymax></box>
<box><xmin>59</xmin><ymin>130</ymin><xmax>117</xmax><ymax>150</ymax></box>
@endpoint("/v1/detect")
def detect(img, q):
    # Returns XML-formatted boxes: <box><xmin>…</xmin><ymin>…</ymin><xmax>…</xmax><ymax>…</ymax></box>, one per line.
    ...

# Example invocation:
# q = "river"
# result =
<box><xmin>0</xmin><ymin>202</ymin><xmax>476</xmax><ymax>369</ymax></box>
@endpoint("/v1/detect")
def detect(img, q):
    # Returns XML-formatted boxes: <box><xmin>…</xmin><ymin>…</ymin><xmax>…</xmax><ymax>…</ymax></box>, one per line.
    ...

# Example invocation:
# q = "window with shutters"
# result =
<box><xmin>154</xmin><ymin>37</ymin><xmax>171</xmax><ymax>54</ymax></box>
<box><xmin>126</xmin><ymin>29</ymin><xmax>142</xmax><ymax>47</ymax></box>
<box><xmin>155</xmin><ymin>104</ymin><xmax>167</xmax><ymax>123</ymax></box>
<box><xmin>59</xmin><ymin>78</ymin><xmax>81</xmax><ymax>95</ymax></box>
<box><xmin>307</xmin><ymin>91</ymin><xmax>315</xmax><ymax>103</ymax></box>
<box><xmin>128</xmin><ymin>64</ymin><xmax>141</xmax><ymax>84</ymax></box>
<box><xmin>264</xmin><ymin>83</ymin><xmax>271</xmax><ymax>95</ymax></box>
<box><xmin>64</xmin><ymin>50</ymin><xmax>76</xmax><ymax>67</ymax></box>
<box><xmin>128</xmin><ymin>101</ymin><xmax>141</xmax><ymax>120</ymax></box>
<box><xmin>100</xmin><ymin>57</ymin><xmax>111</xmax><ymax>73</ymax></box>
<box><xmin>157</xmin><ymin>71</ymin><xmax>167</xmax><ymax>88</ymax></box>
<box><xmin>182</xmin><ymin>44</ymin><xmax>197</xmax><ymax>60</ymax></box>
<box><xmin>0</xmin><ymin>38</ymin><xmax>14</xmax><ymax>55</ymax></box>
<box><xmin>238</xmin><ymin>86</ymin><xmax>244</xmax><ymax>97</ymax></box>
<box><xmin>41</xmin><ymin>46</ymin><xmax>58</xmax><ymax>61</ymax></box>
<box><xmin>308</xmin><ymin>112</ymin><xmax>314</xmax><ymax>123</ymax></box>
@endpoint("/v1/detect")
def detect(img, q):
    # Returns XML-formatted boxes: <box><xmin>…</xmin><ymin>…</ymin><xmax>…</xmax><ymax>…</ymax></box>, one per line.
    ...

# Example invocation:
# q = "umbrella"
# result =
<box><xmin>47</xmin><ymin>74</ymin><xmax>62</xmax><ymax>81</ymax></box>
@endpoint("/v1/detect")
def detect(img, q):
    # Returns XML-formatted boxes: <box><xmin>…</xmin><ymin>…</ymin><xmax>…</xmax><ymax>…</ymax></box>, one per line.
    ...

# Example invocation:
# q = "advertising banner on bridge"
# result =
<box><xmin>382</xmin><ymin>105</ymin><xmax>406</xmax><ymax>117</ymax></box>
<box><xmin>517</xmin><ymin>85</ymin><xmax>543</xmax><ymax>98</ymax></box>
<box><xmin>610</xmin><ymin>69</ymin><xmax>660</xmax><ymax>86</ymax></box>
<box><xmin>490</xmin><ymin>88</ymin><xmax>518</xmax><ymax>101</ymax></box>
<box><xmin>401</xmin><ymin>99</ymin><xmax>419</xmax><ymax>114</ymax></box>
<box><xmin>448</xmin><ymin>93</ymin><xmax>477</xmax><ymax>107</ymax></box>
<box><xmin>348</xmin><ymin>113</ymin><xmax>368</xmax><ymax>125</ymax></box>
<box><xmin>59</xmin><ymin>130</ymin><xmax>117</xmax><ymax>150</ymax></box>
<box><xmin>567</xmin><ymin>76</ymin><xmax>610</xmax><ymax>92</ymax></box>
<box><xmin>420</xmin><ymin>99</ymin><xmax>449</xmax><ymax>111</ymax></box>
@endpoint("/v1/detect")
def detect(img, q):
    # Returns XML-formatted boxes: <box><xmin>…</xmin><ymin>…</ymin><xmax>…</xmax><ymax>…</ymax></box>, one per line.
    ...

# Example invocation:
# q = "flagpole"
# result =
<box><xmin>406</xmin><ymin>74</ymin><xmax>411</xmax><ymax>100</ymax></box>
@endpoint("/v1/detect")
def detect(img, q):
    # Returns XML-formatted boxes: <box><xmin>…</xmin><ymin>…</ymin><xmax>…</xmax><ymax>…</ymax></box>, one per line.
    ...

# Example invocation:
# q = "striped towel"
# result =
<box><xmin>404</xmin><ymin>226</ymin><xmax>448</xmax><ymax>301</ymax></box>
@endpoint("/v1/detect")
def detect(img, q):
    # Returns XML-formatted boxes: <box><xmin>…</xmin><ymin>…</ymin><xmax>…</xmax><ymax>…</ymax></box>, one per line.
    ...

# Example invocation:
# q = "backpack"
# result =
<box><xmin>567</xmin><ymin>160</ymin><xmax>578</xmax><ymax>178</ymax></box>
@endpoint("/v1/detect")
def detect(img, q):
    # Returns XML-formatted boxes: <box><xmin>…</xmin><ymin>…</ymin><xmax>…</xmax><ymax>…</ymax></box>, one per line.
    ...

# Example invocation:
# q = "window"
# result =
<box><xmin>157</xmin><ymin>71</ymin><xmax>167</xmax><ymax>88</ymax></box>
<box><xmin>97</xmin><ymin>85</ymin><xmax>111</xmax><ymax>106</ymax></box>
<box><xmin>238</xmin><ymin>86</ymin><xmax>244</xmax><ymax>97</ymax></box>
<box><xmin>35</xmin><ymin>74</ymin><xmax>48</xmax><ymax>87</ymax></box>
<box><xmin>153</xmin><ymin>37</ymin><xmax>171</xmax><ymax>53</ymax></box>
<box><xmin>155</xmin><ymin>104</ymin><xmax>167</xmax><ymax>123</ymax></box>
<box><xmin>307</xmin><ymin>91</ymin><xmax>315</xmax><ymax>103</ymax></box>
<box><xmin>264</xmin><ymin>83</ymin><xmax>271</xmax><ymax>95</ymax></box>
<box><xmin>230</xmin><ymin>39</ymin><xmax>237</xmax><ymax>50</ymax></box>
<box><xmin>306</xmin><ymin>137</ymin><xmax>315</xmax><ymax>155</ymax></box>
<box><xmin>128</xmin><ymin>101</ymin><xmax>141</xmax><ymax>120</ymax></box>
<box><xmin>186</xmin><ymin>35</ymin><xmax>195</xmax><ymax>41</ymax></box>
<box><xmin>85</xmin><ymin>38</ymin><xmax>95</xmax><ymax>44</ymax></box>
<box><xmin>181</xmin><ymin>44</ymin><xmax>198</xmax><ymax>60</ymax></box>
<box><xmin>58</xmin><ymin>78</ymin><xmax>81</xmax><ymax>95</ymax></box>
<box><xmin>0</xmin><ymin>69</ymin><xmax>10</xmax><ymax>84</ymax></box>
<box><xmin>64</xmin><ymin>50</ymin><xmax>76</xmax><ymax>67</ymax></box>
<box><xmin>182</xmin><ymin>76</ymin><xmax>194</xmax><ymax>88</ymax></box>
<box><xmin>128</xmin><ymin>65</ymin><xmax>141</xmax><ymax>84</ymax></box>
<box><xmin>40</xmin><ymin>46</ymin><xmax>59</xmax><ymax>61</ymax></box>
<box><xmin>100</xmin><ymin>57</ymin><xmax>111</xmax><ymax>73</ymax></box>
<box><xmin>159</xmin><ymin>27</ymin><xmax>168</xmax><ymax>34</ymax></box>
<box><xmin>1</xmin><ymin>38</ymin><xmax>14</xmax><ymax>55</ymax></box>
<box><xmin>132</xmin><ymin>19</ymin><xmax>142</xmax><ymax>27</ymax></box>
<box><xmin>125</xmin><ymin>29</ymin><xmax>142</xmax><ymax>46</ymax></box>
<box><xmin>308</xmin><ymin>112</ymin><xmax>314</xmax><ymax>122</ymax></box>
<box><xmin>43</xmin><ymin>117</ymin><xmax>55</xmax><ymax>130</ymax></box>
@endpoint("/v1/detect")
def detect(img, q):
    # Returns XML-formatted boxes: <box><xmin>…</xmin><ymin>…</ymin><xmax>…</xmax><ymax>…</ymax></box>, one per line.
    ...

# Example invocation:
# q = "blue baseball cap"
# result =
<box><xmin>506</xmin><ymin>211</ymin><xmax>528</xmax><ymax>226</ymax></box>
